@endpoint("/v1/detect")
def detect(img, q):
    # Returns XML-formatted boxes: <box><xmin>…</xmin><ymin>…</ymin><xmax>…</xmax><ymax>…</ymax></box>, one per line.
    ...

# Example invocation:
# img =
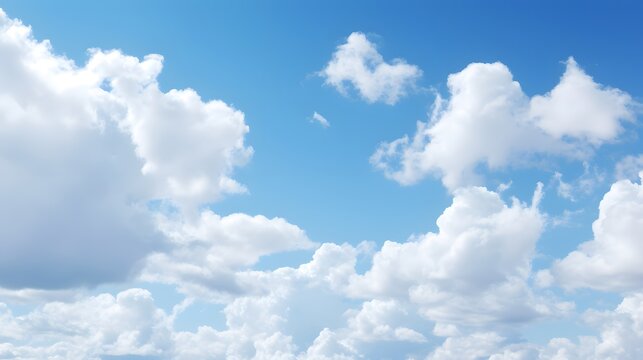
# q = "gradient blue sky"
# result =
<box><xmin>1</xmin><ymin>1</ymin><xmax>643</xmax><ymax>359</ymax></box>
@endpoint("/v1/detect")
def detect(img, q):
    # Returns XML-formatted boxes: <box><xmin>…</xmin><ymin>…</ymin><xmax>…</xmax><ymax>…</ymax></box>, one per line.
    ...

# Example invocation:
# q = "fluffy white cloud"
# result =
<box><xmin>0</xmin><ymin>288</ymin><xmax>171</xmax><ymax>359</ymax></box>
<box><xmin>321</xmin><ymin>32</ymin><xmax>421</xmax><ymax>105</ymax></box>
<box><xmin>141</xmin><ymin>210</ymin><xmax>315</xmax><ymax>300</ymax></box>
<box><xmin>371</xmin><ymin>59</ymin><xmax>635</xmax><ymax>190</ymax></box>
<box><xmin>0</xmin><ymin>286</ymin><xmax>304</xmax><ymax>360</ymax></box>
<box><xmin>343</xmin><ymin>185</ymin><xmax>569</xmax><ymax>327</ymax></box>
<box><xmin>343</xmin><ymin>299</ymin><xmax>426</xmax><ymax>344</ymax></box>
<box><xmin>251</xmin><ymin>185</ymin><xmax>570</xmax><ymax>335</ymax></box>
<box><xmin>300</xmin><ymin>328</ymin><xmax>354</xmax><ymax>360</ymax></box>
<box><xmin>0</xmin><ymin>10</ymin><xmax>157</xmax><ymax>289</ymax></box>
<box><xmin>0</xmin><ymin>10</ymin><xmax>251</xmax><ymax>289</ymax></box>
<box><xmin>530</xmin><ymin>58</ymin><xmax>634</xmax><ymax>145</ymax></box>
<box><xmin>428</xmin><ymin>332</ymin><xmax>506</xmax><ymax>360</ymax></box>
<box><xmin>87</xmin><ymin>49</ymin><xmax>253</xmax><ymax>209</ymax></box>
<box><xmin>172</xmin><ymin>290</ymin><xmax>301</xmax><ymax>360</ymax></box>
<box><xmin>547</xmin><ymin>174</ymin><xmax>643</xmax><ymax>291</ymax></box>
<box><xmin>236</xmin><ymin>185</ymin><xmax>567</xmax><ymax>340</ymax></box>
<box><xmin>3</xmin><ymin>288</ymin><xmax>640</xmax><ymax>360</ymax></box>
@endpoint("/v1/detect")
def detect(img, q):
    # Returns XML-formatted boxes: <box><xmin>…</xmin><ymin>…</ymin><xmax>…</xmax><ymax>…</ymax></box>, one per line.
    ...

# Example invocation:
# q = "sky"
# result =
<box><xmin>0</xmin><ymin>1</ymin><xmax>642</xmax><ymax>359</ymax></box>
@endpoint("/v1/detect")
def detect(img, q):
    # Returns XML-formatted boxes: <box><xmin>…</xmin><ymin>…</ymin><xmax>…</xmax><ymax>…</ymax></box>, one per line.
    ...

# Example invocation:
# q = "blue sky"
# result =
<box><xmin>1</xmin><ymin>1</ymin><xmax>643</xmax><ymax>359</ymax></box>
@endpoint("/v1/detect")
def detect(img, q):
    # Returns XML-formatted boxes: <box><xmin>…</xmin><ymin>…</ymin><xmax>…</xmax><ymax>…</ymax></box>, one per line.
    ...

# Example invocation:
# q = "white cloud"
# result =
<box><xmin>0</xmin><ymin>9</ymin><xmax>251</xmax><ymax>289</ymax></box>
<box><xmin>266</xmin><ymin>185</ymin><xmax>567</xmax><ymax>332</ymax></box>
<box><xmin>428</xmin><ymin>332</ymin><xmax>506</xmax><ymax>360</ymax></box>
<box><xmin>371</xmin><ymin>59</ymin><xmax>635</xmax><ymax>190</ymax></box>
<box><xmin>530</xmin><ymin>58</ymin><xmax>634</xmax><ymax>145</ymax></box>
<box><xmin>548</xmin><ymin>174</ymin><xmax>643</xmax><ymax>291</ymax></box>
<box><xmin>300</xmin><ymin>328</ymin><xmax>355</xmax><ymax>360</ymax></box>
<box><xmin>343</xmin><ymin>185</ymin><xmax>568</xmax><ymax>327</ymax></box>
<box><xmin>172</xmin><ymin>293</ymin><xmax>299</xmax><ymax>360</ymax></box>
<box><xmin>0</xmin><ymin>288</ymin><xmax>172</xmax><ymax>359</ymax></box>
<box><xmin>321</xmin><ymin>32</ymin><xmax>422</xmax><ymax>105</ymax></box>
<box><xmin>343</xmin><ymin>299</ymin><xmax>426</xmax><ymax>344</ymax></box>
<box><xmin>88</xmin><ymin>49</ymin><xmax>253</xmax><ymax>209</ymax></box>
<box><xmin>141</xmin><ymin>210</ymin><xmax>315</xmax><ymax>300</ymax></box>
<box><xmin>0</xmin><ymin>287</ymin><xmax>301</xmax><ymax>360</ymax></box>
<box><xmin>0</xmin><ymin>10</ymin><xmax>157</xmax><ymax>289</ymax></box>
<box><xmin>1</xmin><ymin>287</ymin><xmax>638</xmax><ymax>360</ymax></box>
<box><xmin>311</xmin><ymin>112</ymin><xmax>330</xmax><ymax>128</ymax></box>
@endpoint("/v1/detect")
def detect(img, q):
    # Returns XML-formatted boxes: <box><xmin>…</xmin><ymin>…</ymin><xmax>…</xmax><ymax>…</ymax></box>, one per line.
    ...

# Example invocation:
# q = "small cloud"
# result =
<box><xmin>320</xmin><ymin>32</ymin><xmax>422</xmax><ymax>105</ymax></box>
<box><xmin>311</xmin><ymin>111</ymin><xmax>330</xmax><ymax>128</ymax></box>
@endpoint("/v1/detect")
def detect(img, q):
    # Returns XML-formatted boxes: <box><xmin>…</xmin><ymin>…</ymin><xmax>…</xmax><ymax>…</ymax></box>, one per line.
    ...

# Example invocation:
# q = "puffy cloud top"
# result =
<box><xmin>0</xmin><ymin>10</ymin><xmax>251</xmax><ymax>288</ymax></box>
<box><xmin>321</xmin><ymin>32</ymin><xmax>422</xmax><ymax>105</ymax></box>
<box><xmin>372</xmin><ymin>58</ymin><xmax>636</xmax><ymax>190</ymax></box>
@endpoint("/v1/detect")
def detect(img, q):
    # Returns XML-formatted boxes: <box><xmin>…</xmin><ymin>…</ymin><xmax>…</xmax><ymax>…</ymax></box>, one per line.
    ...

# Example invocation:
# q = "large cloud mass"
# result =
<box><xmin>371</xmin><ymin>58</ymin><xmax>635</xmax><ymax>190</ymax></box>
<box><xmin>0</xmin><ymin>9</ymin><xmax>251</xmax><ymax>288</ymax></box>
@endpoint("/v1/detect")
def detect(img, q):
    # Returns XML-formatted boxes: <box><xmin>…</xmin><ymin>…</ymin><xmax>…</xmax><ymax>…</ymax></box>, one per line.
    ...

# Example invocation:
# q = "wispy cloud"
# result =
<box><xmin>311</xmin><ymin>111</ymin><xmax>330</xmax><ymax>128</ymax></box>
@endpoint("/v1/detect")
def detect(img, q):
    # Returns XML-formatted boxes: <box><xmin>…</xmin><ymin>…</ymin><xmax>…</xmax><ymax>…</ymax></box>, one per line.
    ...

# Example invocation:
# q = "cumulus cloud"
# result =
<box><xmin>0</xmin><ymin>287</ymin><xmax>298</xmax><ymax>359</ymax></box>
<box><xmin>0</xmin><ymin>288</ymin><xmax>172</xmax><ymax>359</ymax></box>
<box><xmin>300</xmin><ymin>328</ymin><xmax>355</xmax><ymax>360</ymax></box>
<box><xmin>321</xmin><ymin>32</ymin><xmax>422</xmax><ymax>105</ymax></box>
<box><xmin>0</xmin><ymin>10</ymin><xmax>157</xmax><ymax>289</ymax></box>
<box><xmin>266</xmin><ymin>185</ymin><xmax>567</xmax><ymax>331</ymax></box>
<box><xmin>530</xmin><ymin>58</ymin><xmax>634</xmax><ymax>145</ymax></box>
<box><xmin>0</xmin><ymin>9</ymin><xmax>251</xmax><ymax>289</ymax></box>
<box><xmin>345</xmin><ymin>185</ymin><xmax>569</xmax><ymax>326</ymax></box>
<box><xmin>428</xmin><ymin>332</ymin><xmax>506</xmax><ymax>360</ymax></box>
<box><xmin>2</xmin><ymin>287</ymin><xmax>641</xmax><ymax>360</ymax></box>
<box><xmin>547</xmin><ymin>174</ymin><xmax>643</xmax><ymax>291</ymax></box>
<box><xmin>342</xmin><ymin>299</ymin><xmax>426</xmax><ymax>344</ymax></box>
<box><xmin>141</xmin><ymin>210</ymin><xmax>315</xmax><ymax>300</ymax></box>
<box><xmin>88</xmin><ymin>50</ymin><xmax>253</xmax><ymax>209</ymax></box>
<box><xmin>371</xmin><ymin>59</ymin><xmax>636</xmax><ymax>190</ymax></box>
